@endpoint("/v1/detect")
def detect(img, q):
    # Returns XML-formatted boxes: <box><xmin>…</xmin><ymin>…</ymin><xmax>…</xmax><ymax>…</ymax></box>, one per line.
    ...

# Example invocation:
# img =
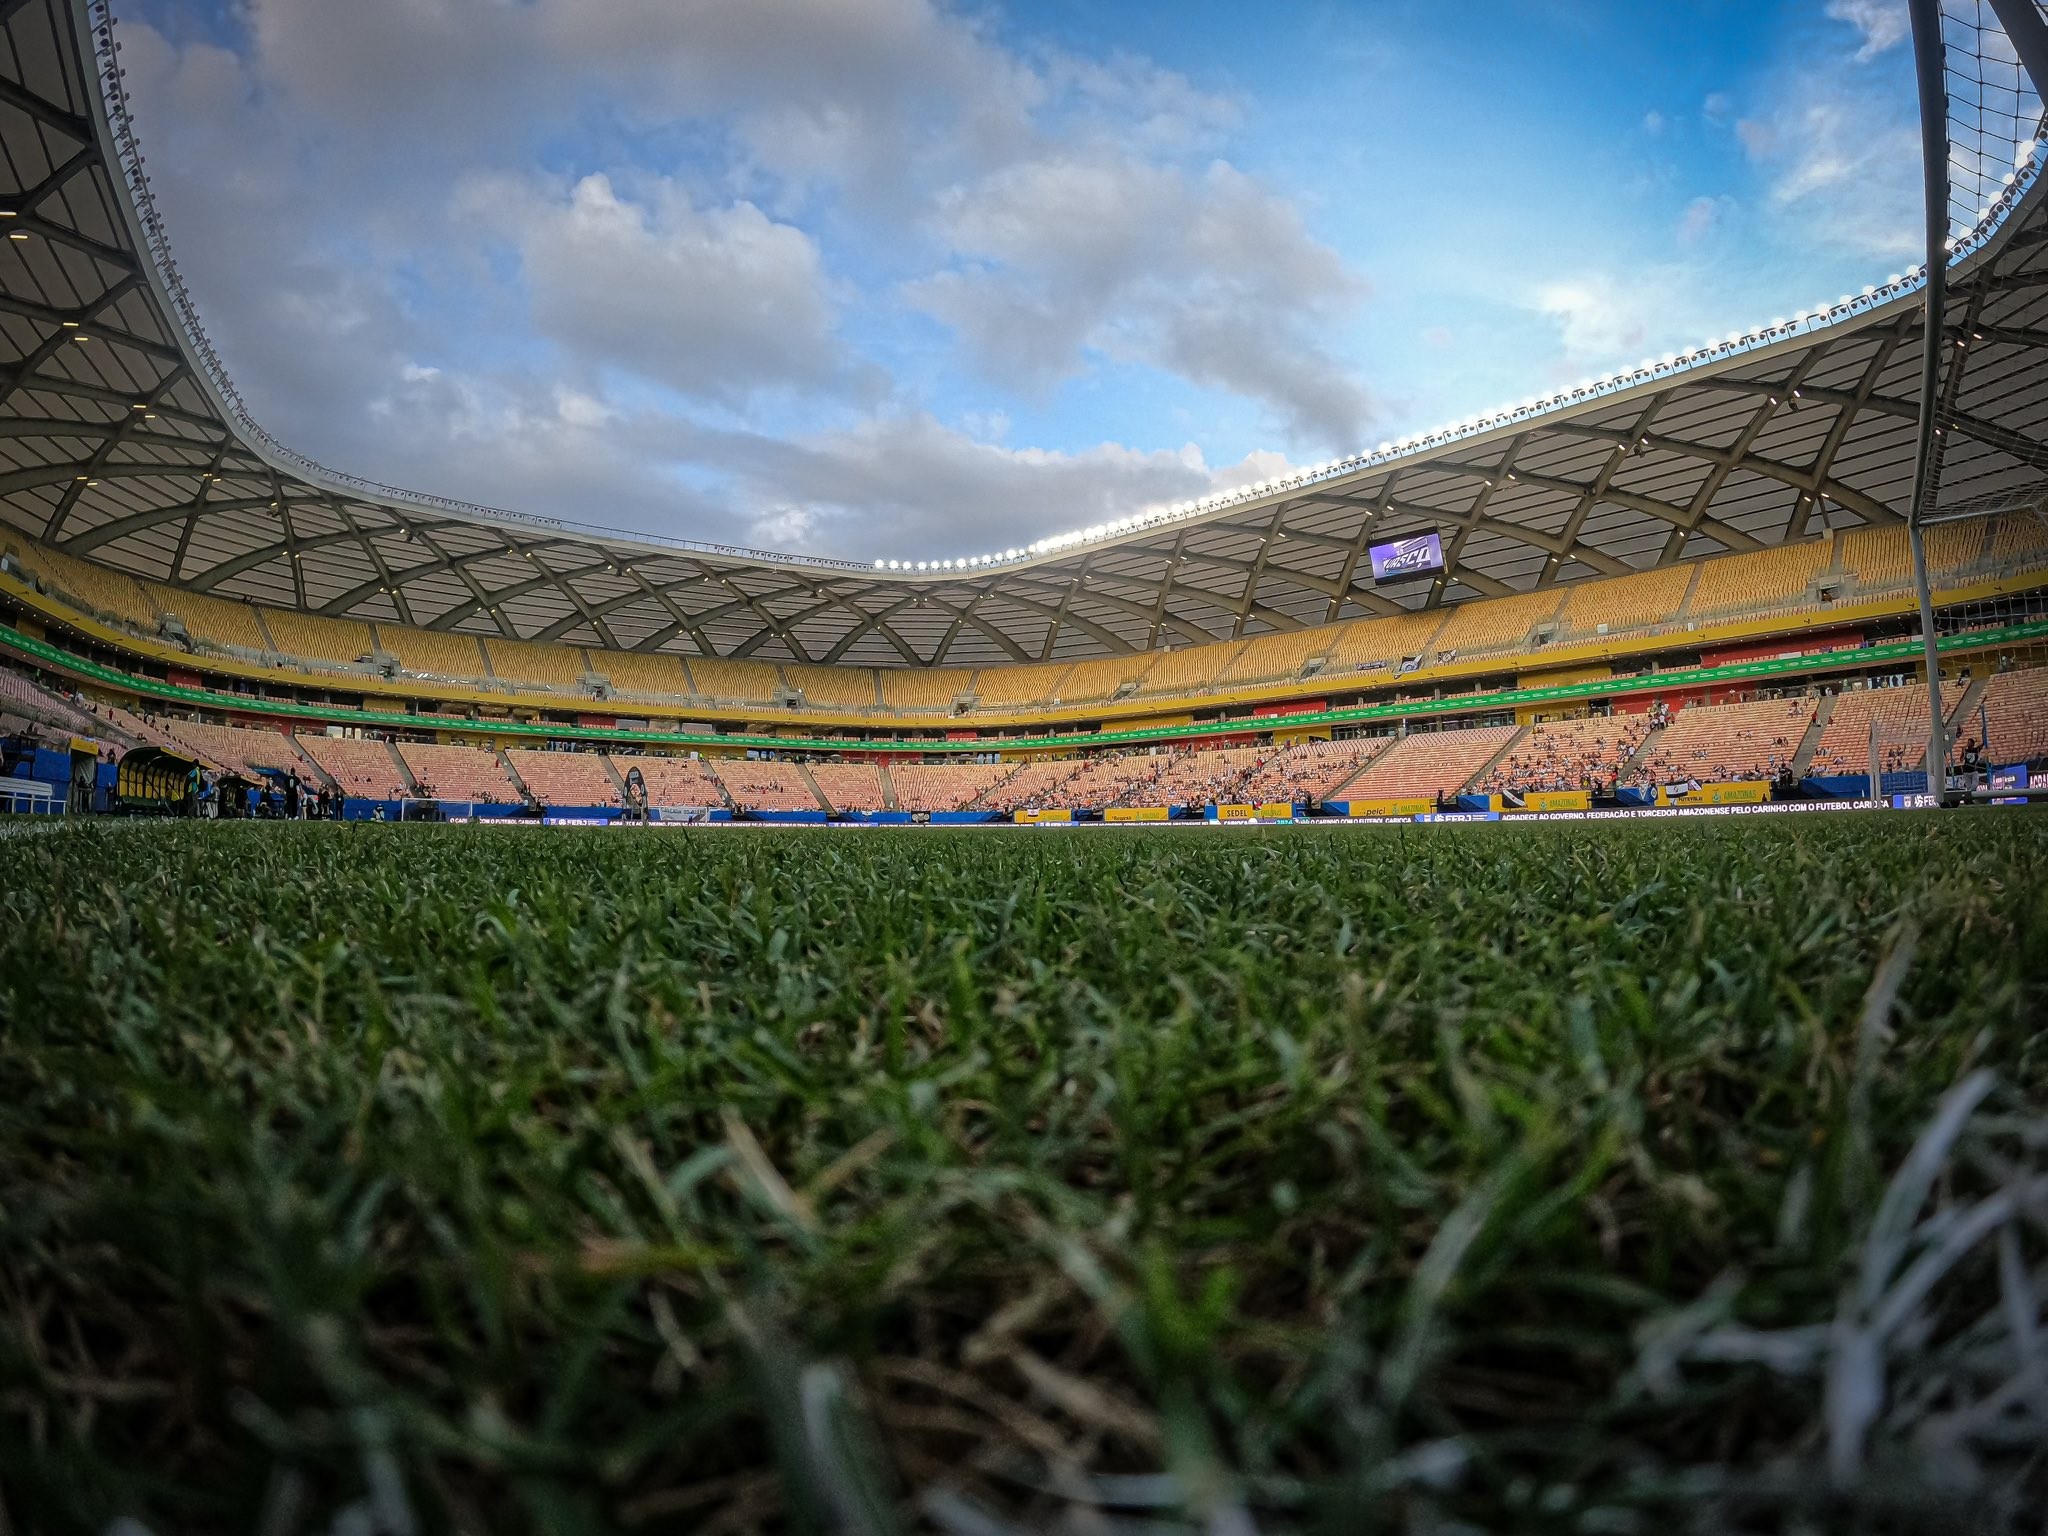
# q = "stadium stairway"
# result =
<box><xmin>1461</xmin><ymin>726</ymin><xmax>1531</xmax><ymax>793</ymax></box>
<box><xmin>1321</xmin><ymin>745</ymin><xmax>1392</xmax><ymax>801</ymax></box>
<box><xmin>387</xmin><ymin>741</ymin><xmax>420</xmax><ymax>795</ymax></box>
<box><xmin>793</xmin><ymin>762</ymin><xmax>831</xmax><ymax>813</ymax></box>
<box><xmin>1619</xmin><ymin>721</ymin><xmax>1666</xmax><ymax>780</ymax></box>
<box><xmin>289</xmin><ymin>737</ymin><xmax>338</xmax><ymax>791</ymax></box>
<box><xmin>597</xmin><ymin>752</ymin><xmax>631</xmax><ymax>802</ymax></box>
<box><xmin>1950</xmin><ymin>672</ymin><xmax>1994</xmax><ymax>746</ymax></box>
<box><xmin>1791</xmin><ymin>695</ymin><xmax>1837</xmax><ymax>779</ymax></box>
<box><xmin>877</xmin><ymin>761</ymin><xmax>899</xmax><ymax>811</ymax></box>
<box><xmin>496</xmin><ymin>748</ymin><xmax>534</xmax><ymax>805</ymax></box>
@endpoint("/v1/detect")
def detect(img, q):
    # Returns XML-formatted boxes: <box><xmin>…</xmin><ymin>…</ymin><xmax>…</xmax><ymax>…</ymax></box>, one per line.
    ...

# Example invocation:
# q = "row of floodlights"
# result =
<box><xmin>872</xmin><ymin>150</ymin><xmax>2037</xmax><ymax>577</ymax></box>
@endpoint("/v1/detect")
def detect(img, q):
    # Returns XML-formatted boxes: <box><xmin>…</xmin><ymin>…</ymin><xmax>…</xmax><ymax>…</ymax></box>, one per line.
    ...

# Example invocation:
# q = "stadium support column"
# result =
<box><xmin>1906</xmin><ymin>0</ymin><xmax>1950</xmax><ymax>803</ymax></box>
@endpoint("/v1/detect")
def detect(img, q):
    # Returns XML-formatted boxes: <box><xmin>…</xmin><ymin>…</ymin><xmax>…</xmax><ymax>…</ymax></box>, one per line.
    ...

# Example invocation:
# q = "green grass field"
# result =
<box><xmin>2</xmin><ymin>818</ymin><xmax>2045</xmax><ymax>1534</ymax></box>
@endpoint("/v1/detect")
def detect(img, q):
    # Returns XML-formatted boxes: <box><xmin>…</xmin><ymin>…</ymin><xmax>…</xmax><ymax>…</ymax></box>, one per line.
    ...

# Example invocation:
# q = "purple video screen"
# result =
<box><xmin>1368</xmin><ymin>530</ymin><xmax>1445</xmax><ymax>583</ymax></box>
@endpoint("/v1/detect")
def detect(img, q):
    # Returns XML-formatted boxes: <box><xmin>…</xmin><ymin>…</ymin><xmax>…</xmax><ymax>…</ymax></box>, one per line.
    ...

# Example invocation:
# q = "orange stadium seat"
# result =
<box><xmin>1059</xmin><ymin>654</ymin><xmax>1157</xmax><ymax>704</ymax></box>
<box><xmin>381</xmin><ymin>626</ymin><xmax>489</xmax><ymax>680</ymax></box>
<box><xmin>783</xmin><ymin>663</ymin><xmax>879</xmax><ymax>711</ymax></box>
<box><xmin>17</xmin><ymin>541</ymin><xmax>159</xmax><ymax>630</ymax></box>
<box><xmin>1236</xmin><ymin>735</ymin><xmax>1391</xmax><ymax>804</ymax></box>
<box><xmin>712</xmin><ymin>759</ymin><xmax>821</xmax><ymax>811</ymax></box>
<box><xmin>1339</xmin><ymin>722</ymin><xmax>1521</xmax><ymax>800</ymax></box>
<box><xmin>1833</xmin><ymin>524</ymin><xmax>1986</xmax><ymax>592</ymax></box>
<box><xmin>596</xmin><ymin>650</ymin><xmax>691</xmax><ymax>697</ymax></box>
<box><xmin>889</xmin><ymin>761</ymin><xmax>1010</xmax><ymax>811</ymax></box>
<box><xmin>486</xmin><ymin>637</ymin><xmax>587</xmax><ymax>690</ymax></box>
<box><xmin>399</xmin><ymin>742</ymin><xmax>519</xmax><ymax>803</ymax></box>
<box><xmin>808</xmin><ymin>762</ymin><xmax>888</xmax><ymax>811</ymax></box>
<box><xmin>966</xmin><ymin>661</ymin><xmax>1074</xmax><ymax>710</ymax></box>
<box><xmin>155</xmin><ymin>718</ymin><xmax>312</xmax><ymax>781</ymax></box>
<box><xmin>505</xmin><ymin>748</ymin><xmax>620</xmax><ymax>806</ymax></box>
<box><xmin>1556</xmin><ymin>565</ymin><xmax>1692</xmax><ymax>638</ymax></box>
<box><xmin>1473</xmin><ymin>713</ymin><xmax>1651</xmax><ymax>794</ymax></box>
<box><xmin>1058</xmin><ymin>752</ymin><xmax>1174</xmax><ymax>809</ymax></box>
<box><xmin>146</xmin><ymin>584</ymin><xmax>270</xmax><ymax>654</ymax></box>
<box><xmin>1432</xmin><ymin>589</ymin><xmax>1565</xmax><ymax>658</ymax></box>
<box><xmin>1321</xmin><ymin>611</ymin><xmax>1447</xmax><ymax>676</ymax></box>
<box><xmin>1807</xmin><ymin>679</ymin><xmax>1968</xmax><ymax>779</ymax></box>
<box><xmin>1973</xmin><ymin>667</ymin><xmax>2048</xmax><ymax>766</ymax></box>
<box><xmin>1989</xmin><ymin>511</ymin><xmax>2048</xmax><ymax>569</ymax></box>
<box><xmin>1631</xmin><ymin>695</ymin><xmax>1813</xmax><ymax>785</ymax></box>
<box><xmin>684</xmin><ymin>655</ymin><xmax>783</xmax><ymax>705</ymax></box>
<box><xmin>260</xmin><ymin>608</ymin><xmax>377</xmax><ymax>667</ymax></box>
<box><xmin>1685</xmin><ymin>540</ymin><xmax>1832</xmax><ymax>619</ymax></box>
<box><xmin>878</xmin><ymin>667</ymin><xmax>975</xmax><ymax>714</ymax></box>
<box><xmin>301</xmin><ymin>736</ymin><xmax>410</xmax><ymax>798</ymax></box>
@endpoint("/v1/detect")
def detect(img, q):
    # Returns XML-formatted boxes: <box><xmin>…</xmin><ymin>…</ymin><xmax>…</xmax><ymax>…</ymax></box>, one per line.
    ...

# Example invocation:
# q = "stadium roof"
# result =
<box><xmin>1</xmin><ymin>0</ymin><xmax>2046</xmax><ymax>670</ymax></box>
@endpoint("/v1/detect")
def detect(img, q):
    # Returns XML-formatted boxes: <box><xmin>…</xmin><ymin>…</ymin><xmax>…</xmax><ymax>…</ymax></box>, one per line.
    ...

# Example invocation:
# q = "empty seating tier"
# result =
<box><xmin>381</xmin><ymin>626</ymin><xmax>489</xmax><ymax>679</ymax></box>
<box><xmin>1632</xmin><ymin>696</ymin><xmax>1813</xmax><ymax>785</ymax></box>
<box><xmin>684</xmin><ymin>656</ymin><xmax>783</xmax><ymax>705</ymax></box>
<box><xmin>878</xmin><ymin>667</ymin><xmax>975</xmax><ymax>714</ymax></box>
<box><xmin>1973</xmin><ymin>667</ymin><xmax>2048</xmax><ymax>766</ymax></box>
<box><xmin>1474</xmin><ymin>714</ymin><xmax>1651</xmax><ymax>794</ymax></box>
<box><xmin>1221</xmin><ymin>628</ymin><xmax>1335</xmax><ymax>686</ymax></box>
<box><xmin>1340</xmin><ymin>723</ymin><xmax>1522</xmax><ymax>800</ymax></box>
<box><xmin>505</xmin><ymin>748</ymin><xmax>619</xmax><ymax>806</ymax></box>
<box><xmin>712</xmin><ymin>759</ymin><xmax>820</xmax><ymax>811</ymax></box>
<box><xmin>966</xmin><ymin>662</ymin><xmax>1073</xmax><ymax>710</ymax></box>
<box><xmin>1557</xmin><ymin>566</ymin><xmax>1691</xmax><ymax>638</ymax></box>
<box><xmin>155</xmin><ymin>719</ymin><xmax>310</xmax><ymax>781</ymax></box>
<box><xmin>890</xmin><ymin>762</ymin><xmax>1010</xmax><ymax>811</ymax></box>
<box><xmin>301</xmin><ymin>736</ymin><xmax>409</xmax><ymax>798</ymax></box>
<box><xmin>260</xmin><ymin>609</ymin><xmax>376</xmax><ymax>666</ymax></box>
<box><xmin>1432</xmin><ymin>590</ymin><xmax>1564</xmax><ymax>658</ymax></box>
<box><xmin>807</xmin><ymin>762</ymin><xmax>888</xmax><ymax>811</ymax></box>
<box><xmin>17</xmin><ymin>541</ymin><xmax>159</xmax><ymax>630</ymax></box>
<box><xmin>398</xmin><ymin>743</ymin><xmax>518</xmax><ymax>803</ymax></box>
<box><xmin>597</xmin><ymin>651</ymin><xmax>691</xmax><ymax>697</ymax></box>
<box><xmin>1322</xmin><ymin>611</ymin><xmax>1447</xmax><ymax>676</ymax></box>
<box><xmin>486</xmin><ymin>637</ymin><xmax>586</xmax><ymax>690</ymax></box>
<box><xmin>1135</xmin><ymin>644</ymin><xmax>1237</xmax><ymax>699</ymax></box>
<box><xmin>1685</xmin><ymin>539</ymin><xmax>1832</xmax><ymax>619</ymax></box>
<box><xmin>783</xmin><ymin>664</ymin><xmax>879</xmax><ymax>712</ymax></box>
<box><xmin>1807</xmin><ymin>680</ymin><xmax>1968</xmax><ymax>779</ymax></box>
<box><xmin>147</xmin><ymin>585</ymin><xmax>269</xmax><ymax>654</ymax></box>
<box><xmin>1060</xmin><ymin>654</ymin><xmax>1156</xmax><ymax>704</ymax></box>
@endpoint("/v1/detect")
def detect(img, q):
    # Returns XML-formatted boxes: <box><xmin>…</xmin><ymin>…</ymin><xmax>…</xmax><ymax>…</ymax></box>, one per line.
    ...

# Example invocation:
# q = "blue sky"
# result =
<box><xmin>119</xmin><ymin>0</ymin><xmax>1921</xmax><ymax>560</ymax></box>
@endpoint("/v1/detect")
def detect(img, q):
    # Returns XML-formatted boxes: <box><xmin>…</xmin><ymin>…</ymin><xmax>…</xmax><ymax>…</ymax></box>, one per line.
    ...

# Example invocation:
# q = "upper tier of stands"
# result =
<box><xmin>1632</xmin><ymin>695</ymin><xmax>1813</xmax><ymax>785</ymax></box>
<box><xmin>7</xmin><ymin>513</ymin><xmax>2046</xmax><ymax>719</ymax></box>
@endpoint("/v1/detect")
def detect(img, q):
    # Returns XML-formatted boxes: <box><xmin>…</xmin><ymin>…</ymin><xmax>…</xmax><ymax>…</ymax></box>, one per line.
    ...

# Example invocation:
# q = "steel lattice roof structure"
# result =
<box><xmin>1</xmin><ymin>0</ymin><xmax>2046</xmax><ymax>670</ymax></box>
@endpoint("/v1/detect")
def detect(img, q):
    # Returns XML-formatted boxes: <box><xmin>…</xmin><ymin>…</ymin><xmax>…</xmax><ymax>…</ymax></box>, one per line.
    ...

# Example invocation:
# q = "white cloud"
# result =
<box><xmin>908</xmin><ymin>157</ymin><xmax>1374</xmax><ymax>448</ymax></box>
<box><xmin>1677</xmin><ymin>194</ymin><xmax>1732</xmax><ymax>247</ymax></box>
<box><xmin>458</xmin><ymin>172</ymin><xmax>870</xmax><ymax>406</ymax></box>
<box><xmin>1825</xmin><ymin>0</ymin><xmax>1910</xmax><ymax>63</ymax></box>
